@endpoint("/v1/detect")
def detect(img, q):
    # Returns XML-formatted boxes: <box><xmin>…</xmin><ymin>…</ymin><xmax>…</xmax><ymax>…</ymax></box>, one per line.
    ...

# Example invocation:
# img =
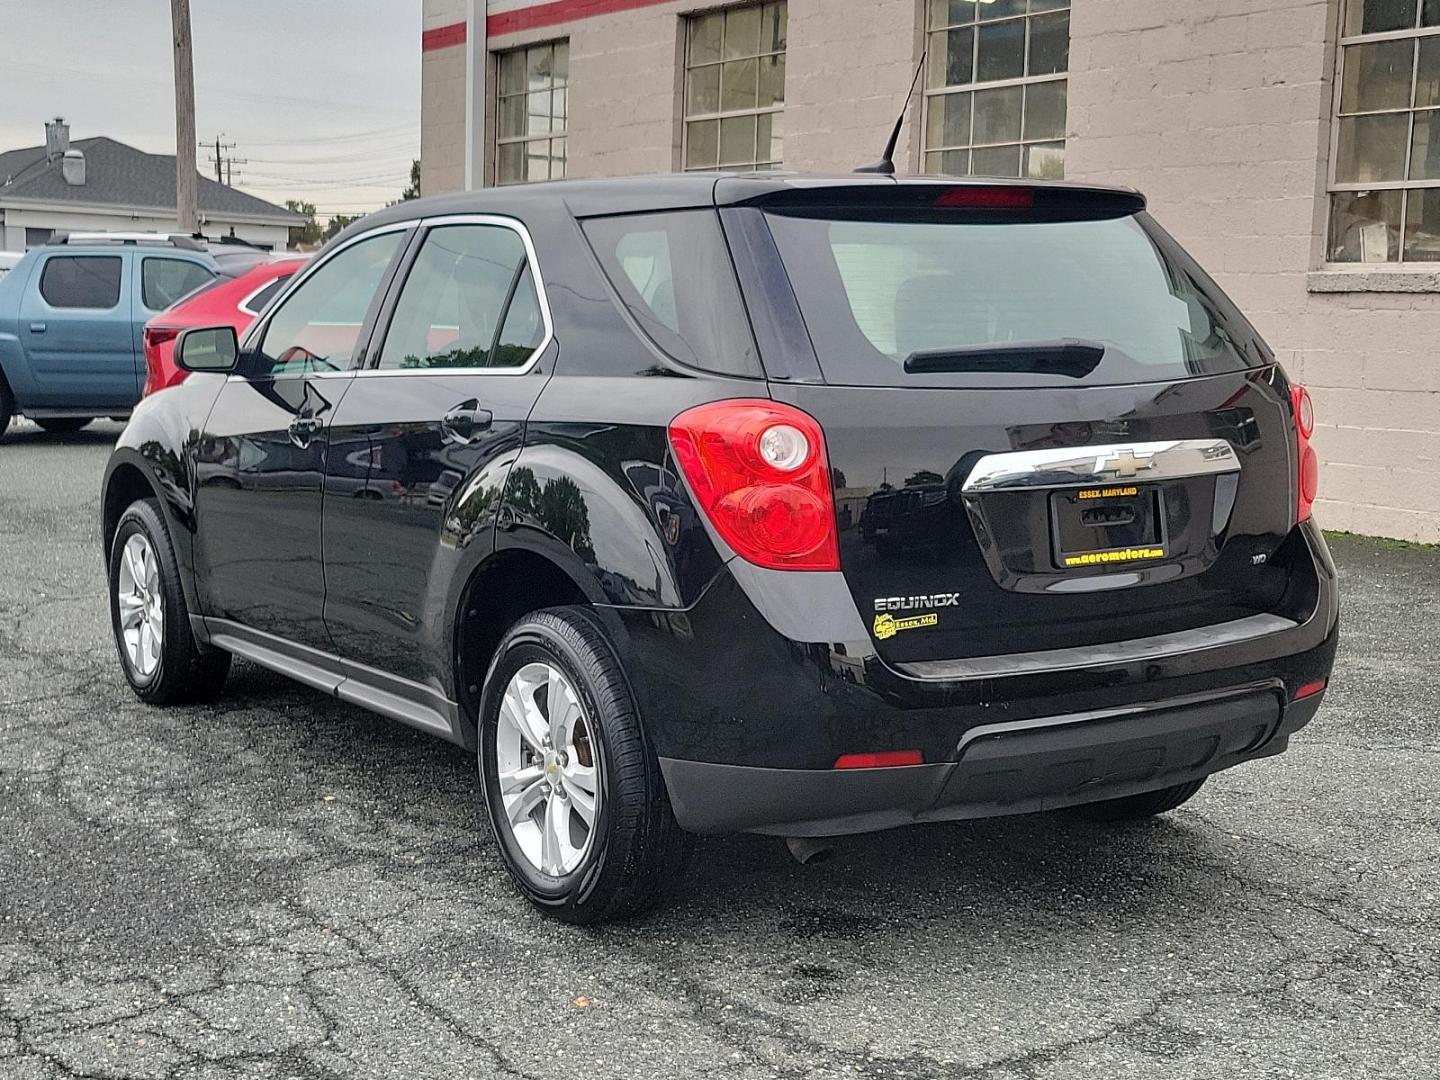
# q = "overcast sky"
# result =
<box><xmin>0</xmin><ymin>0</ymin><xmax>420</xmax><ymax>221</ymax></box>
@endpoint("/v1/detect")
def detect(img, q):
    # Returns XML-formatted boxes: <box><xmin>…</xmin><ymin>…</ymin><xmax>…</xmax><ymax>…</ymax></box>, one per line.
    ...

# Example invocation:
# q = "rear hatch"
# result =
<box><xmin>728</xmin><ymin>181</ymin><xmax>1306</xmax><ymax>665</ymax></box>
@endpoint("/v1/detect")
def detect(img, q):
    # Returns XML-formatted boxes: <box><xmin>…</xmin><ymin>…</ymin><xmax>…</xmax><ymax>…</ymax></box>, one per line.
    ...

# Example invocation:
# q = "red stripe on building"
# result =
<box><xmin>422</xmin><ymin>22</ymin><xmax>467</xmax><ymax>51</ymax></box>
<box><xmin>488</xmin><ymin>0</ymin><xmax>672</xmax><ymax>35</ymax></box>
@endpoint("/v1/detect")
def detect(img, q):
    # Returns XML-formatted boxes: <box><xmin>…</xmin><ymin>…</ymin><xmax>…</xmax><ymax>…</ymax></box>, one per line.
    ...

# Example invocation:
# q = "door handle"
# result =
<box><xmin>28</xmin><ymin>322</ymin><xmax>45</xmax><ymax>333</ymax></box>
<box><xmin>288</xmin><ymin>415</ymin><xmax>323</xmax><ymax>448</ymax></box>
<box><xmin>440</xmin><ymin>399</ymin><xmax>492</xmax><ymax>446</ymax></box>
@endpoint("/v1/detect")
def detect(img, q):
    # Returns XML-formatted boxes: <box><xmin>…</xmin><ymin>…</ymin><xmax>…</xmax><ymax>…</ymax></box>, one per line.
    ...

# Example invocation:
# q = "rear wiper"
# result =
<box><xmin>903</xmin><ymin>338</ymin><xmax>1106</xmax><ymax>378</ymax></box>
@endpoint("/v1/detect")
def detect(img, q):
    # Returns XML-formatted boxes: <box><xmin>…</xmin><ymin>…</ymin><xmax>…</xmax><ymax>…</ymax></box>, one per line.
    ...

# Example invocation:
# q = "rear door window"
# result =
<box><xmin>240</xmin><ymin>275</ymin><xmax>294</xmax><ymax>315</ymax></box>
<box><xmin>763</xmin><ymin>211</ymin><xmax>1266</xmax><ymax>387</ymax></box>
<box><xmin>39</xmin><ymin>255</ymin><xmax>122</xmax><ymax>309</ymax></box>
<box><xmin>375</xmin><ymin>223</ymin><xmax>544</xmax><ymax>370</ymax></box>
<box><xmin>142</xmin><ymin>257</ymin><xmax>215</xmax><ymax>310</ymax></box>
<box><xmin>582</xmin><ymin>210</ymin><xmax>760</xmax><ymax>378</ymax></box>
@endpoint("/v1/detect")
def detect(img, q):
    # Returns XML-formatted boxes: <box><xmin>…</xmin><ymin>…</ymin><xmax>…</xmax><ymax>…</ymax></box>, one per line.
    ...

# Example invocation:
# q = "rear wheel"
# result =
<box><xmin>108</xmin><ymin>498</ymin><xmax>230</xmax><ymax>705</ymax></box>
<box><xmin>0</xmin><ymin>378</ymin><xmax>13</xmax><ymax>441</ymax></box>
<box><xmin>478</xmin><ymin>607</ymin><xmax>690</xmax><ymax>924</ymax></box>
<box><xmin>1068</xmin><ymin>778</ymin><xmax>1207</xmax><ymax>822</ymax></box>
<box><xmin>35</xmin><ymin>417</ymin><xmax>91</xmax><ymax>434</ymax></box>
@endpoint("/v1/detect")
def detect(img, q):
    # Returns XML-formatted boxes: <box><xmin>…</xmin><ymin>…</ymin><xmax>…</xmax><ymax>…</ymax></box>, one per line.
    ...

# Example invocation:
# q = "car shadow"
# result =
<box><xmin>4</xmin><ymin>420</ymin><xmax>126</xmax><ymax>446</ymax></box>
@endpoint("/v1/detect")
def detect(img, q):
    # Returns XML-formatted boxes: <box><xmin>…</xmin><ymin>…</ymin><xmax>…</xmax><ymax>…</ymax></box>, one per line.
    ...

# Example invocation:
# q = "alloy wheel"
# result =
<box><xmin>494</xmin><ymin>661</ymin><xmax>601</xmax><ymax>876</ymax></box>
<box><xmin>116</xmin><ymin>533</ymin><xmax>164</xmax><ymax>678</ymax></box>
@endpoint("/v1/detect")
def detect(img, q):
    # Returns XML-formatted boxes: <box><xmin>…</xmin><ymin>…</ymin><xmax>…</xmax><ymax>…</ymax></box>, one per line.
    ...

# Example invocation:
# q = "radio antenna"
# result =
<box><xmin>854</xmin><ymin>47</ymin><xmax>928</xmax><ymax>175</ymax></box>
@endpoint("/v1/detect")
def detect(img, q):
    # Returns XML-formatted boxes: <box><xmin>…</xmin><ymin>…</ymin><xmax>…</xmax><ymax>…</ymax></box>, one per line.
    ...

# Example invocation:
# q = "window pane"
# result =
<box><xmin>1418</xmin><ymin>36</ymin><xmax>1440</xmax><ymax>106</ymax></box>
<box><xmin>1344</xmin><ymin>0</ymin><xmax>1417</xmax><ymax>35</ymax></box>
<box><xmin>1025</xmin><ymin>141</ymin><xmax>1066</xmax><ymax>178</ymax></box>
<box><xmin>527</xmin><ymin>44</ymin><xmax>555</xmax><ymax>90</ymax></box>
<box><xmin>1334</xmin><ymin>112</ymin><xmax>1411</xmax><ymax>181</ymax></box>
<box><xmin>1410</xmin><ymin>109</ymin><xmax>1440</xmax><ymax>177</ymax></box>
<box><xmin>686</xmin><ymin>119</ymin><xmax>720</xmax><ymax>168</ymax></box>
<box><xmin>721</xmin><ymin>58</ymin><xmax>759</xmax><ymax>111</ymax></box>
<box><xmin>498</xmin><ymin>94</ymin><xmax>525</xmax><ymax>139</ymax></box>
<box><xmin>763</xmin><ymin>2</ymin><xmax>787</xmax><ymax>51</ymax></box>
<box><xmin>1404</xmin><ymin>187</ymin><xmax>1440</xmax><ymax>259</ymax></box>
<box><xmin>689</xmin><ymin>13</ymin><xmax>723</xmax><ymax>66</ymax></box>
<box><xmin>1341</xmin><ymin>40</ymin><xmax>1415</xmax><ymax>113</ymax></box>
<box><xmin>971</xmin><ymin>143</ymin><xmax>1023</xmax><ymax>177</ymax></box>
<box><xmin>928</xmin><ymin>27</ymin><xmax>974</xmax><ymax>88</ymax></box>
<box><xmin>978</xmin><ymin>0</ymin><xmax>1026</xmax><ymax>20</ymax></box>
<box><xmin>1328</xmin><ymin>189</ymin><xmax>1403</xmax><ymax>261</ymax></box>
<box><xmin>930</xmin><ymin>0</ymin><xmax>976</xmax><ymax>28</ymax></box>
<box><xmin>492</xmin><ymin>265</ymin><xmax>545</xmax><ymax>368</ymax></box>
<box><xmin>259</xmin><ymin>232</ymin><xmax>402</xmax><ymax>375</ymax></box>
<box><xmin>724</xmin><ymin>5</ymin><xmax>761</xmax><ymax>59</ymax></box>
<box><xmin>933</xmin><ymin>148</ymin><xmax>971</xmax><ymax>174</ymax></box>
<box><xmin>1426</xmin><ymin>0</ymin><xmax>1440</xmax><ymax>24</ymax></box>
<box><xmin>973</xmin><ymin>85</ymin><xmax>1023</xmax><ymax>144</ymax></box>
<box><xmin>1024</xmin><ymin>79</ymin><xmax>1066</xmax><ymax>140</ymax></box>
<box><xmin>1030</xmin><ymin>0</ymin><xmax>1069</xmax><ymax>11</ymax></box>
<box><xmin>976</xmin><ymin>19</ymin><xmax>1025</xmax><ymax>82</ymax></box>
<box><xmin>39</xmin><ymin>256</ymin><xmax>121</xmax><ymax>309</ymax></box>
<box><xmin>758</xmin><ymin>52</ymin><xmax>786</xmax><ymax>108</ymax></box>
<box><xmin>1028</xmin><ymin>11</ymin><xmax>1070</xmax><ymax>76</ymax></box>
<box><xmin>928</xmin><ymin>90</ymin><xmax>972</xmax><ymax>147</ymax></box>
<box><xmin>142</xmin><ymin>258</ymin><xmax>213</xmax><ymax>310</ymax></box>
<box><xmin>687</xmin><ymin>64</ymin><xmax>721</xmax><ymax>114</ymax></box>
<box><xmin>720</xmin><ymin>113</ymin><xmax>758</xmax><ymax>166</ymax></box>
<box><xmin>526</xmin><ymin>143</ymin><xmax>550</xmax><ymax>182</ymax></box>
<box><xmin>756</xmin><ymin>111</ymin><xmax>783</xmax><ymax>164</ymax></box>
<box><xmin>551</xmin><ymin>138</ymin><xmax>566</xmax><ymax>178</ymax></box>
<box><xmin>498</xmin><ymin>142</ymin><xmax>523</xmax><ymax>183</ymax></box>
<box><xmin>527</xmin><ymin>90</ymin><xmax>553</xmax><ymax>135</ymax></box>
<box><xmin>499</xmin><ymin>51</ymin><xmax>526</xmax><ymax>95</ymax></box>
<box><xmin>552</xmin><ymin>41</ymin><xmax>569</xmax><ymax>85</ymax></box>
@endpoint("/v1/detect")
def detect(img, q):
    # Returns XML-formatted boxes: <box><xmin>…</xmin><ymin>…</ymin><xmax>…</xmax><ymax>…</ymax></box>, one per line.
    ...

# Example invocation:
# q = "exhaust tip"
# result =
<box><xmin>784</xmin><ymin>836</ymin><xmax>836</xmax><ymax>866</ymax></box>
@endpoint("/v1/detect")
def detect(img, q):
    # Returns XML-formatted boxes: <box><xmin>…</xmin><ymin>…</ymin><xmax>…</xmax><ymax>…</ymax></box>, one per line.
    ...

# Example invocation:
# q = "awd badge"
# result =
<box><xmin>873</xmin><ymin>612</ymin><xmax>939</xmax><ymax>640</ymax></box>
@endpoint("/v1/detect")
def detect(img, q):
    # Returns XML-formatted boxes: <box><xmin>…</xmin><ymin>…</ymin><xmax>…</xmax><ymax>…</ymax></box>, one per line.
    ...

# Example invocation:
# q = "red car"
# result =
<box><xmin>142</xmin><ymin>256</ymin><xmax>308</xmax><ymax>396</ymax></box>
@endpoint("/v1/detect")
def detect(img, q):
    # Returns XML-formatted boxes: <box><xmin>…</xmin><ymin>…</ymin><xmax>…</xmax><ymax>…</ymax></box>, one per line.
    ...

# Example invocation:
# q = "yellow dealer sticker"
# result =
<box><xmin>873</xmin><ymin>612</ymin><xmax>939</xmax><ymax>640</ymax></box>
<box><xmin>1063</xmin><ymin>547</ymin><xmax>1166</xmax><ymax>568</ymax></box>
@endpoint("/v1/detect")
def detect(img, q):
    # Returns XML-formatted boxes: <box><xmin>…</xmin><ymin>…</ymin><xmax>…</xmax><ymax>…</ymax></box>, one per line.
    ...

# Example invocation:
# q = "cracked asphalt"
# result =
<box><xmin>1</xmin><ymin>417</ymin><xmax>1437</xmax><ymax>1080</ymax></box>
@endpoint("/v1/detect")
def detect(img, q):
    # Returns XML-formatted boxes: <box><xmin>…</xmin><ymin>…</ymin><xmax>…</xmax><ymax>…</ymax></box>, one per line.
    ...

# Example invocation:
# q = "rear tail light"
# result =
<box><xmin>1293</xmin><ymin>678</ymin><xmax>1328</xmax><ymax>701</ymax></box>
<box><xmin>668</xmin><ymin>399</ymin><xmax>840</xmax><ymax>571</ymax></box>
<box><xmin>834</xmin><ymin>750</ymin><xmax>924</xmax><ymax>769</ymax></box>
<box><xmin>142</xmin><ymin>326</ymin><xmax>181</xmax><ymax>398</ymax></box>
<box><xmin>1292</xmin><ymin>384</ymin><xmax>1318</xmax><ymax>523</ymax></box>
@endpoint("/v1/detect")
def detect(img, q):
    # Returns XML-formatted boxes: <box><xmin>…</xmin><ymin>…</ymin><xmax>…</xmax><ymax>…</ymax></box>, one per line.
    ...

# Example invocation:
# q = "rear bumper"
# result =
<box><xmin>660</xmin><ymin>688</ymin><xmax>1324</xmax><ymax>836</ymax></box>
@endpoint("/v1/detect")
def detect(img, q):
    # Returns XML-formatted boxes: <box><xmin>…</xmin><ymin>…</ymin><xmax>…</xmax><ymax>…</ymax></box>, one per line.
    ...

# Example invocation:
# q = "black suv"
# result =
<box><xmin>101</xmin><ymin>176</ymin><xmax>1338</xmax><ymax>923</ymax></box>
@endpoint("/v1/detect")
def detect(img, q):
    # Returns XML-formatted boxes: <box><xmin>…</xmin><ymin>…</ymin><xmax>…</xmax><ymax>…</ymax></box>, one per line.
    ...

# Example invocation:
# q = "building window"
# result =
<box><xmin>922</xmin><ymin>0</ymin><xmax>1070</xmax><ymax>179</ymax></box>
<box><xmin>682</xmin><ymin>3</ymin><xmax>787</xmax><ymax>172</ymax></box>
<box><xmin>496</xmin><ymin>40</ymin><xmax>568</xmax><ymax>184</ymax></box>
<box><xmin>1328</xmin><ymin>0</ymin><xmax>1440</xmax><ymax>262</ymax></box>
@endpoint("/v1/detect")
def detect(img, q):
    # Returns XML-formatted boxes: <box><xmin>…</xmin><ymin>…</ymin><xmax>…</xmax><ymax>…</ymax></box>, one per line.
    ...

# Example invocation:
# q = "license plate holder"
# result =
<box><xmin>1050</xmin><ymin>485</ymin><xmax>1168</xmax><ymax>570</ymax></box>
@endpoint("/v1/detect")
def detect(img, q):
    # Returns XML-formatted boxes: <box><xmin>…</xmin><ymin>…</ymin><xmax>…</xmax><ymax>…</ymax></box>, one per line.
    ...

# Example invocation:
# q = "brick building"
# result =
<box><xmin>421</xmin><ymin>0</ymin><xmax>1440</xmax><ymax>542</ymax></box>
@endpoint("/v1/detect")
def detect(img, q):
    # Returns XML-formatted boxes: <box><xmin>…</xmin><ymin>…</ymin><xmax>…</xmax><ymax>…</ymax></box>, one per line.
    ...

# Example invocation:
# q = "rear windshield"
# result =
<box><xmin>763</xmin><ymin>211</ymin><xmax>1267</xmax><ymax>387</ymax></box>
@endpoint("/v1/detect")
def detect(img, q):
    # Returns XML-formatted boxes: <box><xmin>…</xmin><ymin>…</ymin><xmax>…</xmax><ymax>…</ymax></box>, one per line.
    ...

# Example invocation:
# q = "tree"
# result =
<box><xmin>402</xmin><ymin>159</ymin><xmax>420</xmax><ymax>200</ymax></box>
<box><xmin>284</xmin><ymin>200</ymin><xmax>322</xmax><ymax>247</ymax></box>
<box><xmin>321</xmin><ymin>213</ymin><xmax>359</xmax><ymax>242</ymax></box>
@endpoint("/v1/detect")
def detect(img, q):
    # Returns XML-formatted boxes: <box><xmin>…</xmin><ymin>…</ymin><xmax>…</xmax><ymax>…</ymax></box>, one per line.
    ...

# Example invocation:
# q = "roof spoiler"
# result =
<box><xmin>726</xmin><ymin>180</ymin><xmax>1147</xmax><ymax>221</ymax></box>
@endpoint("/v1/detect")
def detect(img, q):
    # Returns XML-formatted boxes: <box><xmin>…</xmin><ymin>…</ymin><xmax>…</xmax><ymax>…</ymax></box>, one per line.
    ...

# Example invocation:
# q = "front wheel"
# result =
<box><xmin>0</xmin><ymin>378</ymin><xmax>13</xmax><ymax>441</ymax></box>
<box><xmin>35</xmin><ymin>417</ymin><xmax>91</xmax><ymax>434</ymax></box>
<box><xmin>1068</xmin><ymin>778</ymin><xmax>1207</xmax><ymax>822</ymax></box>
<box><xmin>478</xmin><ymin>608</ymin><xmax>690</xmax><ymax>924</ymax></box>
<box><xmin>108</xmin><ymin>498</ymin><xmax>230</xmax><ymax>705</ymax></box>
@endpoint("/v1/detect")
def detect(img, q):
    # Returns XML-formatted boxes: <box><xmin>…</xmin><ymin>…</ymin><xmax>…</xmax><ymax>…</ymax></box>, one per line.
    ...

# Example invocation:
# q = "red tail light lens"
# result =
<box><xmin>834</xmin><ymin>750</ymin><xmax>924</xmax><ymax>770</ymax></box>
<box><xmin>1293</xmin><ymin>678</ymin><xmax>1328</xmax><ymax>701</ymax></box>
<box><xmin>668</xmin><ymin>399</ymin><xmax>840</xmax><ymax>571</ymax></box>
<box><xmin>935</xmin><ymin>186</ymin><xmax>1034</xmax><ymax>210</ymax></box>
<box><xmin>1292</xmin><ymin>384</ymin><xmax>1318</xmax><ymax>523</ymax></box>
<box><xmin>142</xmin><ymin>326</ymin><xmax>181</xmax><ymax>398</ymax></box>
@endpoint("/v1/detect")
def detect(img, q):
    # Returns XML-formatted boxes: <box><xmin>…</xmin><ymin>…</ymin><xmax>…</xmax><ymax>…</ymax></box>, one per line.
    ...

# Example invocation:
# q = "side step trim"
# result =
<box><xmin>897</xmin><ymin>612</ymin><xmax>1298</xmax><ymax>681</ymax></box>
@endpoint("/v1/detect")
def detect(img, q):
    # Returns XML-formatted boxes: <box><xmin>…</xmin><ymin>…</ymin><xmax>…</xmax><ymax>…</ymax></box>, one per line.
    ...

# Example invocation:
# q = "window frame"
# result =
<box><xmin>681</xmin><ymin>2</ymin><xmax>788</xmax><ymax>173</ymax></box>
<box><xmin>1326</xmin><ymin>3</ymin><xmax>1440</xmax><ymax>264</ymax></box>
<box><xmin>921</xmin><ymin>0</ymin><xmax>1071</xmax><ymax>180</ymax></box>
<box><xmin>37</xmin><ymin>253</ymin><xmax>124</xmax><ymax>310</ymax></box>
<box><xmin>494</xmin><ymin>39</ymin><xmax>569</xmax><ymax>186</ymax></box>
<box><xmin>359</xmin><ymin>213</ymin><xmax>555</xmax><ymax>378</ymax></box>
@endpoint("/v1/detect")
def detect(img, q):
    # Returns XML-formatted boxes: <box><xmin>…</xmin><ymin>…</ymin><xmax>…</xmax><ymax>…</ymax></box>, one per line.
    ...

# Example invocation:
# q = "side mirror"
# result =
<box><xmin>175</xmin><ymin>325</ymin><xmax>239</xmax><ymax>374</ymax></box>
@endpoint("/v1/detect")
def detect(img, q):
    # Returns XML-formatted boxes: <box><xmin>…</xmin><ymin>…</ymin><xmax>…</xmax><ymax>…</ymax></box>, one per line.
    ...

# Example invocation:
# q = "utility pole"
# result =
<box><xmin>170</xmin><ymin>0</ymin><xmax>198</xmax><ymax>232</ymax></box>
<box><xmin>206</xmin><ymin>135</ymin><xmax>236</xmax><ymax>183</ymax></box>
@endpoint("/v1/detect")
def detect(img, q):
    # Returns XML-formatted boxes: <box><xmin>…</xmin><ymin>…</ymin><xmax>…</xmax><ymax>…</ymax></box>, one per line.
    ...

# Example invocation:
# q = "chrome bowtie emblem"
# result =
<box><xmin>1096</xmin><ymin>448</ymin><xmax>1157</xmax><ymax>479</ymax></box>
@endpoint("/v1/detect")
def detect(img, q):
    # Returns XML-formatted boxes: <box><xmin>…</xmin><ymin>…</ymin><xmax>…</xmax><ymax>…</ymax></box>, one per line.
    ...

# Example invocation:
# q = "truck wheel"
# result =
<box><xmin>108</xmin><ymin>498</ymin><xmax>230</xmax><ymax>705</ymax></box>
<box><xmin>478</xmin><ymin>607</ymin><xmax>691</xmax><ymax>924</ymax></box>
<box><xmin>35</xmin><ymin>417</ymin><xmax>91</xmax><ymax>434</ymax></box>
<box><xmin>1068</xmin><ymin>778</ymin><xmax>1207</xmax><ymax>822</ymax></box>
<box><xmin>0</xmin><ymin>378</ymin><xmax>12</xmax><ymax>441</ymax></box>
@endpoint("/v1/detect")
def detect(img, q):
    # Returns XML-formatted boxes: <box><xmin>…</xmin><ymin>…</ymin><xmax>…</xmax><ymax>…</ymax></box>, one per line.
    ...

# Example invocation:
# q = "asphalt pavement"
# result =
<box><xmin>1</xmin><ymin>417</ymin><xmax>1437</xmax><ymax>1080</ymax></box>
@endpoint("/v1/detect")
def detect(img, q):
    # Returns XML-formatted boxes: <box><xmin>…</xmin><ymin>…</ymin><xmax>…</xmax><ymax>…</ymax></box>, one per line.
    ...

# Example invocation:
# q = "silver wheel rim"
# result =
<box><xmin>494</xmin><ymin>661</ymin><xmax>601</xmax><ymax>877</ymax></box>
<box><xmin>116</xmin><ymin>533</ymin><xmax>163</xmax><ymax>679</ymax></box>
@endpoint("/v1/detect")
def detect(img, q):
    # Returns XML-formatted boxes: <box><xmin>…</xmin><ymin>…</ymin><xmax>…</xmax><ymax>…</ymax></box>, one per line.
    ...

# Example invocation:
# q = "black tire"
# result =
<box><xmin>478</xmin><ymin>607</ymin><xmax>691</xmax><ymax>924</ymax></box>
<box><xmin>35</xmin><ymin>417</ymin><xmax>91</xmax><ymax>434</ymax></box>
<box><xmin>108</xmin><ymin>498</ymin><xmax>230</xmax><ymax>705</ymax></box>
<box><xmin>0</xmin><ymin>377</ymin><xmax>13</xmax><ymax>442</ymax></box>
<box><xmin>1068</xmin><ymin>778</ymin><xmax>1207</xmax><ymax>822</ymax></box>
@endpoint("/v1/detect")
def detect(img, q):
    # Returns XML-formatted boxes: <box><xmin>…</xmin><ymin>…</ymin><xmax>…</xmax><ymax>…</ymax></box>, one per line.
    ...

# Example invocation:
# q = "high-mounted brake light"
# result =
<box><xmin>1292</xmin><ymin>384</ymin><xmax>1318</xmax><ymax>524</ymax></box>
<box><xmin>669</xmin><ymin>399</ymin><xmax>840</xmax><ymax>571</ymax></box>
<box><xmin>935</xmin><ymin>186</ymin><xmax>1034</xmax><ymax>210</ymax></box>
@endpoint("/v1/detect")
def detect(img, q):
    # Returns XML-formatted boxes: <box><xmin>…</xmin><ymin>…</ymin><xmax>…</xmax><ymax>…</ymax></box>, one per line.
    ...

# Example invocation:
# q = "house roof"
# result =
<box><xmin>0</xmin><ymin>136</ymin><xmax>304</xmax><ymax>225</ymax></box>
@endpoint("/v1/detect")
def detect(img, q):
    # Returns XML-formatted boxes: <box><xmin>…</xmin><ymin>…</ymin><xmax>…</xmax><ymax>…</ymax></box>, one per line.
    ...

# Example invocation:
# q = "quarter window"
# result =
<box><xmin>1328</xmin><ymin>0</ymin><xmax>1440</xmax><ymax>262</ymax></box>
<box><xmin>376</xmin><ymin>223</ymin><xmax>543</xmax><ymax>371</ymax></box>
<box><xmin>496</xmin><ymin>41</ymin><xmax>568</xmax><ymax>184</ymax></box>
<box><xmin>141</xmin><ymin>257</ymin><xmax>215</xmax><ymax>310</ymax></box>
<box><xmin>922</xmin><ymin>0</ymin><xmax>1070</xmax><ymax>179</ymax></box>
<box><xmin>39</xmin><ymin>255</ymin><xmax>122</xmax><ymax>309</ymax></box>
<box><xmin>682</xmin><ymin>3</ymin><xmax>787</xmax><ymax>172</ymax></box>
<box><xmin>255</xmin><ymin>231</ymin><xmax>403</xmax><ymax>377</ymax></box>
